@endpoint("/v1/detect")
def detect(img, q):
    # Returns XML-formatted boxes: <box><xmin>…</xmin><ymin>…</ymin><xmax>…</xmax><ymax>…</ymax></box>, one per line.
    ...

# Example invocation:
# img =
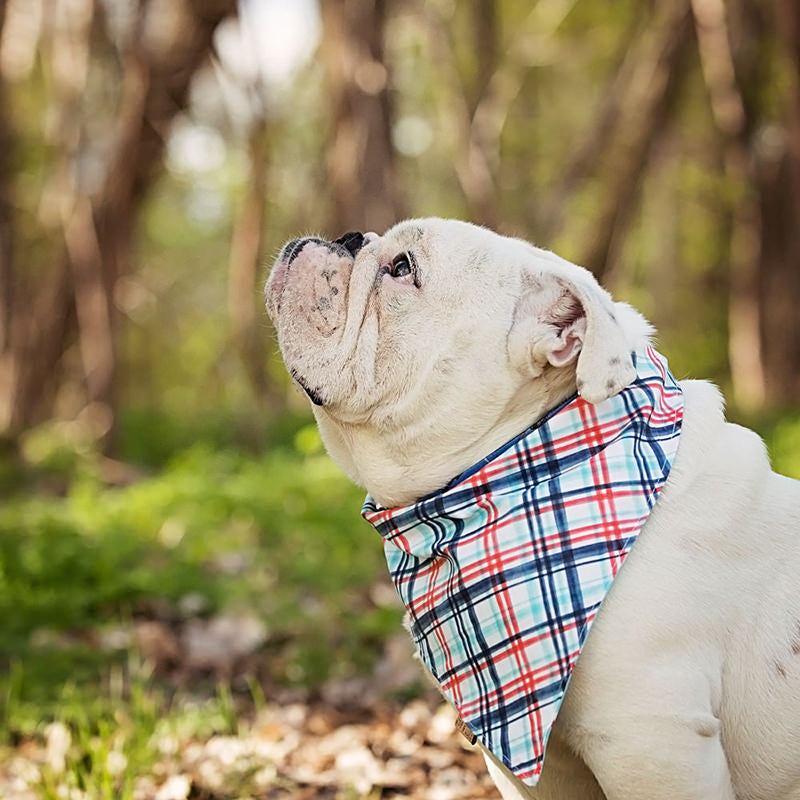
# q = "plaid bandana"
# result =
<box><xmin>362</xmin><ymin>346</ymin><xmax>683</xmax><ymax>785</ymax></box>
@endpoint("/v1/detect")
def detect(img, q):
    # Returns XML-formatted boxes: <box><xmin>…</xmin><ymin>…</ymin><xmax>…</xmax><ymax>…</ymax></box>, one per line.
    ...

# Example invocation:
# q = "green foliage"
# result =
<box><xmin>0</xmin><ymin>425</ymin><xmax>398</xmax><ymax>741</ymax></box>
<box><xmin>751</xmin><ymin>412</ymin><xmax>800</xmax><ymax>481</ymax></box>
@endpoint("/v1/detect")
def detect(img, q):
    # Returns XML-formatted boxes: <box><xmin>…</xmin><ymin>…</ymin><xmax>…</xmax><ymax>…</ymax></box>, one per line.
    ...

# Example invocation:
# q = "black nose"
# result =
<box><xmin>333</xmin><ymin>231</ymin><xmax>366</xmax><ymax>257</ymax></box>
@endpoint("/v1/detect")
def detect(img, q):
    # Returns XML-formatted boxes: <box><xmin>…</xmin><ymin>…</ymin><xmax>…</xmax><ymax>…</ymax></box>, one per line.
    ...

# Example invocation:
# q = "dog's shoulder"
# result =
<box><xmin>651</xmin><ymin>378</ymin><xmax>775</xmax><ymax>544</ymax></box>
<box><xmin>676</xmin><ymin>379</ymin><xmax>769</xmax><ymax>480</ymax></box>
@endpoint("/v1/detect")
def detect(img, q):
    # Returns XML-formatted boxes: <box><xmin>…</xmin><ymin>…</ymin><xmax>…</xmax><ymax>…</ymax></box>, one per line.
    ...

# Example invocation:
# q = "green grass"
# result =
<box><xmin>11</xmin><ymin>659</ymin><xmax>243</xmax><ymax>800</ymax></box>
<box><xmin>0</xmin><ymin>419</ymin><xmax>402</xmax><ymax>795</ymax></box>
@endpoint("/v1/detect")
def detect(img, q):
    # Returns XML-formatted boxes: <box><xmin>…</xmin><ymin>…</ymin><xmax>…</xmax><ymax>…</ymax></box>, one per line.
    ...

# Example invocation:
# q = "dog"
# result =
<box><xmin>265</xmin><ymin>218</ymin><xmax>800</xmax><ymax>800</ymax></box>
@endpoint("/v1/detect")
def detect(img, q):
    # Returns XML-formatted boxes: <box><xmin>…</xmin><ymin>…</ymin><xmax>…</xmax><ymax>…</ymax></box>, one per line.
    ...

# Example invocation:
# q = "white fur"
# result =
<box><xmin>266</xmin><ymin>218</ymin><xmax>800</xmax><ymax>800</ymax></box>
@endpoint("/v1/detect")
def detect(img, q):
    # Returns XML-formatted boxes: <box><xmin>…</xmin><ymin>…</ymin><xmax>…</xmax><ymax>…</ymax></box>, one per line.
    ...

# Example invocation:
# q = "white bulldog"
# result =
<box><xmin>265</xmin><ymin>218</ymin><xmax>800</xmax><ymax>800</ymax></box>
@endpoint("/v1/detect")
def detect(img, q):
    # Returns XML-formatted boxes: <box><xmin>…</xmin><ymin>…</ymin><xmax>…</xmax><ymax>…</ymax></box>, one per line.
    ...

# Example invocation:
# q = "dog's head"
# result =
<box><xmin>266</xmin><ymin>218</ymin><xmax>652</xmax><ymax>506</ymax></box>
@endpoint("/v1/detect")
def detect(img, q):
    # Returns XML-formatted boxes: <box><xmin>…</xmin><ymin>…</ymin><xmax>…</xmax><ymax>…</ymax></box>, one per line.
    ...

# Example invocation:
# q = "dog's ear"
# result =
<box><xmin>508</xmin><ymin>271</ymin><xmax>636</xmax><ymax>404</ymax></box>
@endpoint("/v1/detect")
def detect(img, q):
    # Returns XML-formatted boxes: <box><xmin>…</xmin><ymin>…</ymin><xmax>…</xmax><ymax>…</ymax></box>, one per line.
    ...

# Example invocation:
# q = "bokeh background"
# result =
<box><xmin>1</xmin><ymin>0</ymin><xmax>799</xmax><ymax>798</ymax></box>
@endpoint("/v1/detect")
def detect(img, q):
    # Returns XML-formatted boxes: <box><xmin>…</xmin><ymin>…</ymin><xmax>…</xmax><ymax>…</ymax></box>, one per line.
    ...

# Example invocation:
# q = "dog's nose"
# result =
<box><xmin>333</xmin><ymin>231</ymin><xmax>366</xmax><ymax>257</ymax></box>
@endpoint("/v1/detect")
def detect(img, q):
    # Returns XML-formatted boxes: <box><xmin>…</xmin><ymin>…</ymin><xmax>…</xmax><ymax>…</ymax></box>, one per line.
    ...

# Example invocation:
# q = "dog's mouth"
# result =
<box><xmin>290</xmin><ymin>367</ymin><xmax>326</xmax><ymax>406</ymax></box>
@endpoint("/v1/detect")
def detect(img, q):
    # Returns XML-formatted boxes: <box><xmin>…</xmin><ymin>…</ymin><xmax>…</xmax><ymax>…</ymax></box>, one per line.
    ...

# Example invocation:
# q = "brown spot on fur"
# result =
<box><xmin>775</xmin><ymin>661</ymin><xmax>788</xmax><ymax>678</ymax></box>
<box><xmin>609</xmin><ymin>356</ymin><xmax>621</xmax><ymax>365</ymax></box>
<box><xmin>791</xmin><ymin>621</ymin><xmax>800</xmax><ymax>655</ymax></box>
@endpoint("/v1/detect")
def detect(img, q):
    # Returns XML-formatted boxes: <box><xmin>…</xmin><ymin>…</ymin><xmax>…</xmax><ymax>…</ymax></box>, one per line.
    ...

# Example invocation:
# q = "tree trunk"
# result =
<box><xmin>421</xmin><ymin>3</ymin><xmax>500</xmax><ymax>228</ymax></box>
<box><xmin>691</xmin><ymin>0</ymin><xmax>767</xmax><ymax>411</ymax></box>
<box><xmin>538</xmin><ymin>6</ymin><xmax>653</xmax><ymax>242</ymax></box>
<box><xmin>228</xmin><ymin>122</ymin><xmax>272</xmax><ymax>403</ymax></box>
<box><xmin>757</xmin><ymin>0</ymin><xmax>800</xmax><ymax>406</ymax></box>
<box><xmin>0</xmin><ymin>0</ymin><xmax>11</xmax><ymax>356</ymax></box>
<box><xmin>577</xmin><ymin>0</ymin><xmax>694</xmax><ymax>280</ymax></box>
<box><xmin>470</xmin><ymin>0</ymin><xmax>498</xmax><ymax>117</ymax></box>
<box><xmin>320</xmin><ymin>0</ymin><xmax>402</xmax><ymax>235</ymax></box>
<box><xmin>0</xmin><ymin>0</ymin><xmax>16</xmax><ymax>435</ymax></box>
<box><xmin>0</xmin><ymin>0</ymin><xmax>237</xmax><ymax>440</ymax></box>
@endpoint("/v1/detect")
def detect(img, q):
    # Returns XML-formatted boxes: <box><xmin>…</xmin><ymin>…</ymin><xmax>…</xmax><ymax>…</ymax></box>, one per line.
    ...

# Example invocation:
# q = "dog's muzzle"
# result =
<box><xmin>269</xmin><ymin>232</ymin><xmax>363</xmax><ymax>318</ymax></box>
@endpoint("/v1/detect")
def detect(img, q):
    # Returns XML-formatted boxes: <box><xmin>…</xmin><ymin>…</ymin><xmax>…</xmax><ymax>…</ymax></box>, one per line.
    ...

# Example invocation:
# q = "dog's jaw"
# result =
<box><xmin>313</xmin><ymin>363</ymin><xmax>579</xmax><ymax>508</ymax></box>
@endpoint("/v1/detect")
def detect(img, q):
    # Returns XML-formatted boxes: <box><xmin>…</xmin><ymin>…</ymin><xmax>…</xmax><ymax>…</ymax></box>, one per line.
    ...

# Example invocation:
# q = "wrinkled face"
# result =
<box><xmin>266</xmin><ymin>217</ymin><xmax>646</xmax><ymax>504</ymax></box>
<box><xmin>265</xmin><ymin>219</ymin><xmax>526</xmax><ymax>425</ymax></box>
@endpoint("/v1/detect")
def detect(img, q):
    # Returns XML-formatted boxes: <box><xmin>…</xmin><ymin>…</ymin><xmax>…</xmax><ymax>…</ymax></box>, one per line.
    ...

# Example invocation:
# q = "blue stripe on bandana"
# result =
<box><xmin>362</xmin><ymin>346</ymin><xmax>684</xmax><ymax>786</ymax></box>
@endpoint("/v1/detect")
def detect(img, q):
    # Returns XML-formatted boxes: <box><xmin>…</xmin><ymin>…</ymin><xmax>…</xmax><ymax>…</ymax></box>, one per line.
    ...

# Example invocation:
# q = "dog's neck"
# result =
<box><xmin>315</xmin><ymin>369</ymin><xmax>578</xmax><ymax>508</ymax></box>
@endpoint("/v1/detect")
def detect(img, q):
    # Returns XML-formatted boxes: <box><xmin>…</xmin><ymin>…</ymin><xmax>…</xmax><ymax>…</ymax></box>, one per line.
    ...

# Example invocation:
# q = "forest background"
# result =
<box><xmin>1</xmin><ymin>0</ymin><xmax>799</xmax><ymax>798</ymax></box>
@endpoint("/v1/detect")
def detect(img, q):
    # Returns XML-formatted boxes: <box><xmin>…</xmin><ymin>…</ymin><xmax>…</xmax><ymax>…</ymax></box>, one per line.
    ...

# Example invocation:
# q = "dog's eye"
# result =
<box><xmin>390</xmin><ymin>254</ymin><xmax>412</xmax><ymax>278</ymax></box>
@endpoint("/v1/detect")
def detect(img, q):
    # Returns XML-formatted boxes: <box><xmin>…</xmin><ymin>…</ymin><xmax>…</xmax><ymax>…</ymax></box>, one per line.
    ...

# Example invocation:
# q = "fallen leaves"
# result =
<box><xmin>153</xmin><ymin>698</ymin><xmax>498</xmax><ymax>799</ymax></box>
<box><xmin>0</xmin><ymin>698</ymin><xmax>500</xmax><ymax>799</ymax></box>
<box><xmin>181</xmin><ymin>613</ymin><xmax>268</xmax><ymax>675</ymax></box>
<box><xmin>130</xmin><ymin>609</ymin><xmax>269</xmax><ymax>679</ymax></box>
<box><xmin>4</xmin><ymin>586</ymin><xmax>500</xmax><ymax>798</ymax></box>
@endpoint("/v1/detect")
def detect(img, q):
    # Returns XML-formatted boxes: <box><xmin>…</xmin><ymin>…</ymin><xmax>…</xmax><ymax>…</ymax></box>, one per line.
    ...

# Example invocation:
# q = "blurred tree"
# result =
<box><xmin>692</xmin><ymin>0</ymin><xmax>766</xmax><ymax>410</ymax></box>
<box><xmin>692</xmin><ymin>0</ymin><xmax>800</xmax><ymax>409</ymax></box>
<box><xmin>320</xmin><ymin>0</ymin><xmax>403</xmax><ymax>235</ymax></box>
<box><xmin>421</xmin><ymin>0</ymin><xmax>501</xmax><ymax>228</ymax></box>
<box><xmin>575</xmin><ymin>0</ymin><xmax>693</xmax><ymax>280</ymax></box>
<box><xmin>758</xmin><ymin>0</ymin><xmax>800</xmax><ymax>408</ymax></box>
<box><xmin>0</xmin><ymin>0</ymin><xmax>12</xmax><ymax>363</ymax></box>
<box><xmin>0</xmin><ymin>0</ymin><xmax>236</xmax><ymax>443</ymax></box>
<box><xmin>537</xmin><ymin>8</ymin><xmax>647</xmax><ymax>243</ymax></box>
<box><xmin>228</xmin><ymin>121</ymin><xmax>272</xmax><ymax>404</ymax></box>
<box><xmin>0</xmin><ymin>0</ymin><xmax>797</xmax><ymax>450</ymax></box>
